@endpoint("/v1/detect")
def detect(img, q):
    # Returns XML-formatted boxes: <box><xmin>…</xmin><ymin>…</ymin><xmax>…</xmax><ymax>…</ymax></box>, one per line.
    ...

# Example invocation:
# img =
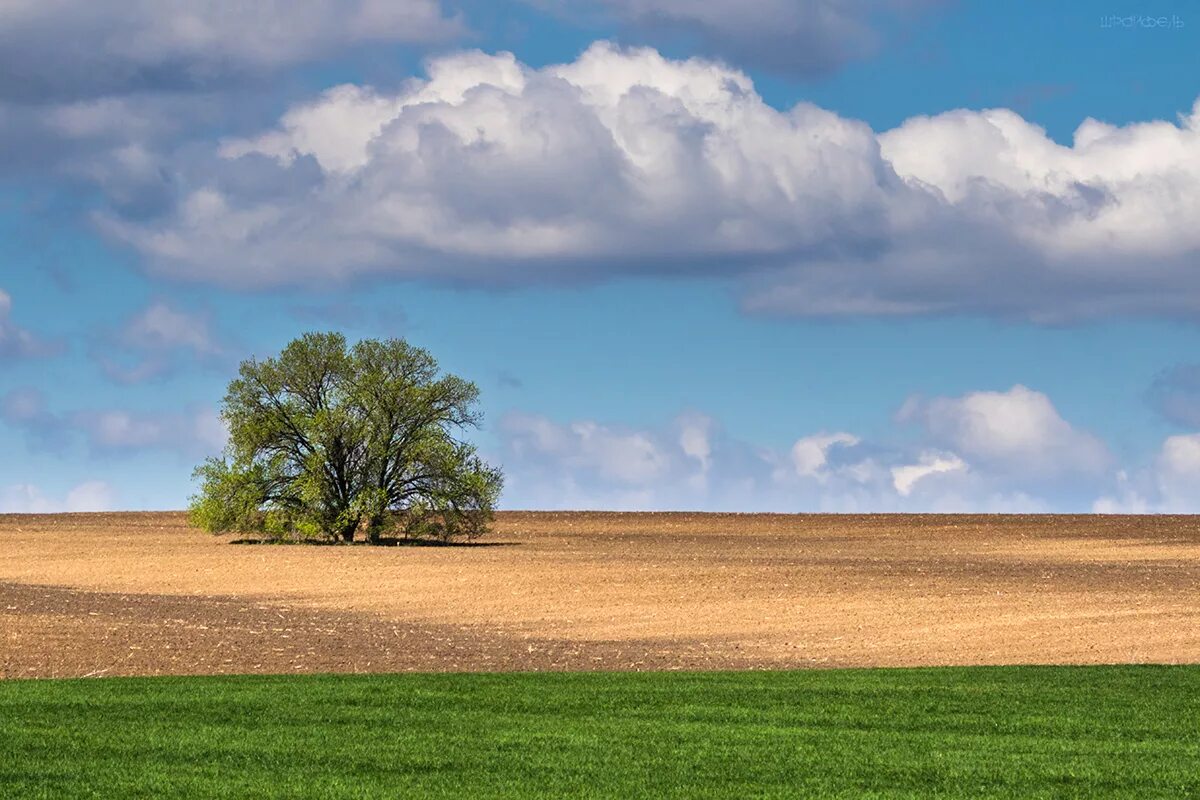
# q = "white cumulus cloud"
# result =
<box><xmin>1094</xmin><ymin>434</ymin><xmax>1200</xmax><ymax>513</ymax></box>
<box><xmin>96</xmin><ymin>43</ymin><xmax>1200</xmax><ymax>322</ymax></box>
<box><xmin>498</xmin><ymin>384</ymin><xmax>1120</xmax><ymax>511</ymax></box>
<box><xmin>891</xmin><ymin>450</ymin><xmax>967</xmax><ymax>497</ymax></box>
<box><xmin>898</xmin><ymin>385</ymin><xmax>1111</xmax><ymax>478</ymax></box>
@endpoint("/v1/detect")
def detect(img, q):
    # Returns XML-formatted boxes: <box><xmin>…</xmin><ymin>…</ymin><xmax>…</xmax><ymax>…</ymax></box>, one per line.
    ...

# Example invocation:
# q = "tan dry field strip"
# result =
<box><xmin>2</xmin><ymin>511</ymin><xmax>1199</xmax><ymax>678</ymax></box>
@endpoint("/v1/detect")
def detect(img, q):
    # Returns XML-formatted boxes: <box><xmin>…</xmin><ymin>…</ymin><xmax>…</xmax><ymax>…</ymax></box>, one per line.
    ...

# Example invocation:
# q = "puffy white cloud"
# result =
<box><xmin>1154</xmin><ymin>434</ymin><xmax>1200</xmax><ymax>511</ymax></box>
<box><xmin>1094</xmin><ymin>435</ymin><xmax>1200</xmax><ymax>513</ymax></box>
<box><xmin>0</xmin><ymin>480</ymin><xmax>116</xmax><ymax>513</ymax></box>
<box><xmin>499</xmin><ymin>384</ymin><xmax>1119</xmax><ymax>511</ymax></box>
<box><xmin>0</xmin><ymin>290</ymin><xmax>60</xmax><ymax>360</ymax></box>
<box><xmin>104</xmin><ymin>43</ymin><xmax>899</xmax><ymax>287</ymax></box>
<box><xmin>100</xmin><ymin>43</ymin><xmax>1200</xmax><ymax>322</ymax></box>
<box><xmin>897</xmin><ymin>385</ymin><xmax>1111</xmax><ymax>477</ymax></box>
<box><xmin>891</xmin><ymin>450</ymin><xmax>966</xmax><ymax>496</ymax></box>
<box><xmin>0</xmin><ymin>0</ymin><xmax>461</xmax><ymax>101</ymax></box>
<box><xmin>500</xmin><ymin>409</ymin><xmax>774</xmax><ymax>510</ymax></box>
<box><xmin>880</xmin><ymin>106</ymin><xmax>1200</xmax><ymax>258</ymax></box>
<box><xmin>747</xmin><ymin>99</ymin><xmax>1200</xmax><ymax>321</ymax></box>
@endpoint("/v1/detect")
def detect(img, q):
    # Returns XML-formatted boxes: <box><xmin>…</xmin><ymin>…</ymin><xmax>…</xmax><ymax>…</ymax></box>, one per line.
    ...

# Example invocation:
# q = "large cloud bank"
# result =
<box><xmin>101</xmin><ymin>43</ymin><xmax>1200</xmax><ymax>322</ymax></box>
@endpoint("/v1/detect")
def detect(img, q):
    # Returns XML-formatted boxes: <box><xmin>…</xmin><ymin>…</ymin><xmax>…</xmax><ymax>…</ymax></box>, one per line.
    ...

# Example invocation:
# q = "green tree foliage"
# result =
<box><xmin>190</xmin><ymin>333</ymin><xmax>503</xmax><ymax>543</ymax></box>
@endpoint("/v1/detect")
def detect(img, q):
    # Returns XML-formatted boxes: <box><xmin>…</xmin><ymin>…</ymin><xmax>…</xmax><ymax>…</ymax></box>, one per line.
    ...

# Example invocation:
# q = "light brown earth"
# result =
<box><xmin>2</xmin><ymin>511</ymin><xmax>1199</xmax><ymax>678</ymax></box>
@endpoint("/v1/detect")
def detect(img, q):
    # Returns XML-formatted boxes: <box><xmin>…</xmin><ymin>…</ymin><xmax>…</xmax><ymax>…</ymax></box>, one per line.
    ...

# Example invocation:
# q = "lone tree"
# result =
<box><xmin>190</xmin><ymin>332</ymin><xmax>503</xmax><ymax>543</ymax></box>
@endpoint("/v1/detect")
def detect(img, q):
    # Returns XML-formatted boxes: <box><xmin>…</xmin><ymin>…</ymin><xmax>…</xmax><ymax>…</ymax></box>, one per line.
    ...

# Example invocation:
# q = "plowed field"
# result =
<box><xmin>3</xmin><ymin>512</ymin><xmax>1198</xmax><ymax>677</ymax></box>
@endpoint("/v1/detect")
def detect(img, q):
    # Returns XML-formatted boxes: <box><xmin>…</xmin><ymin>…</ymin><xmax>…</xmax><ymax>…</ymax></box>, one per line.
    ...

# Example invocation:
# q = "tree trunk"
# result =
<box><xmin>365</xmin><ymin>514</ymin><xmax>385</xmax><ymax>545</ymax></box>
<box><xmin>339</xmin><ymin>519</ymin><xmax>359</xmax><ymax>543</ymax></box>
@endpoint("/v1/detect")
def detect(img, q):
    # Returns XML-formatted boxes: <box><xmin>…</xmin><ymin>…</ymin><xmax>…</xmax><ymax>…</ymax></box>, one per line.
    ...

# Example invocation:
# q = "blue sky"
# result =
<box><xmin>1</xmin><ymin>0</ymin><xmax>1198</xmax><ymax>512</ymax></box>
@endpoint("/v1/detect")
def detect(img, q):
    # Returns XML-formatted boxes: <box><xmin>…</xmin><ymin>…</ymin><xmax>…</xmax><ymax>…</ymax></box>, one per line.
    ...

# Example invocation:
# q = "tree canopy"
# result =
<box><xmin>190</xmin><ymin>332</ymin><xmax>503</xmax><ymax>543</ymax></box>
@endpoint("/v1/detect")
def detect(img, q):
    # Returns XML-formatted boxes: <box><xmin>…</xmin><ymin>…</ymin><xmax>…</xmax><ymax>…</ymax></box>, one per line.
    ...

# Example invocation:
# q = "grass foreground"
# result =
<box><xmin>2</xmin><ymin>666</ymin><xmax>1198</xmax><ymax>798</ymax></box>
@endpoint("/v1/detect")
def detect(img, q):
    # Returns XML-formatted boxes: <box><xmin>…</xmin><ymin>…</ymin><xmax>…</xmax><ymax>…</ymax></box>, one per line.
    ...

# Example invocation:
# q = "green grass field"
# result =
<box><xmin>2</xmin><ymin>666</ymin><xmax>1197</xmax><ymax>798</ymax></box>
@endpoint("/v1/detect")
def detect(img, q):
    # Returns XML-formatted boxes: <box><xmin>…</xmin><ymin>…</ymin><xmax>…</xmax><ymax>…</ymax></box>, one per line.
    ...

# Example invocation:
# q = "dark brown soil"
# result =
<box><xmin>1</xmin><ymin>581</ymin><xmax>771</xmax><ymax>678</ymax></box>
